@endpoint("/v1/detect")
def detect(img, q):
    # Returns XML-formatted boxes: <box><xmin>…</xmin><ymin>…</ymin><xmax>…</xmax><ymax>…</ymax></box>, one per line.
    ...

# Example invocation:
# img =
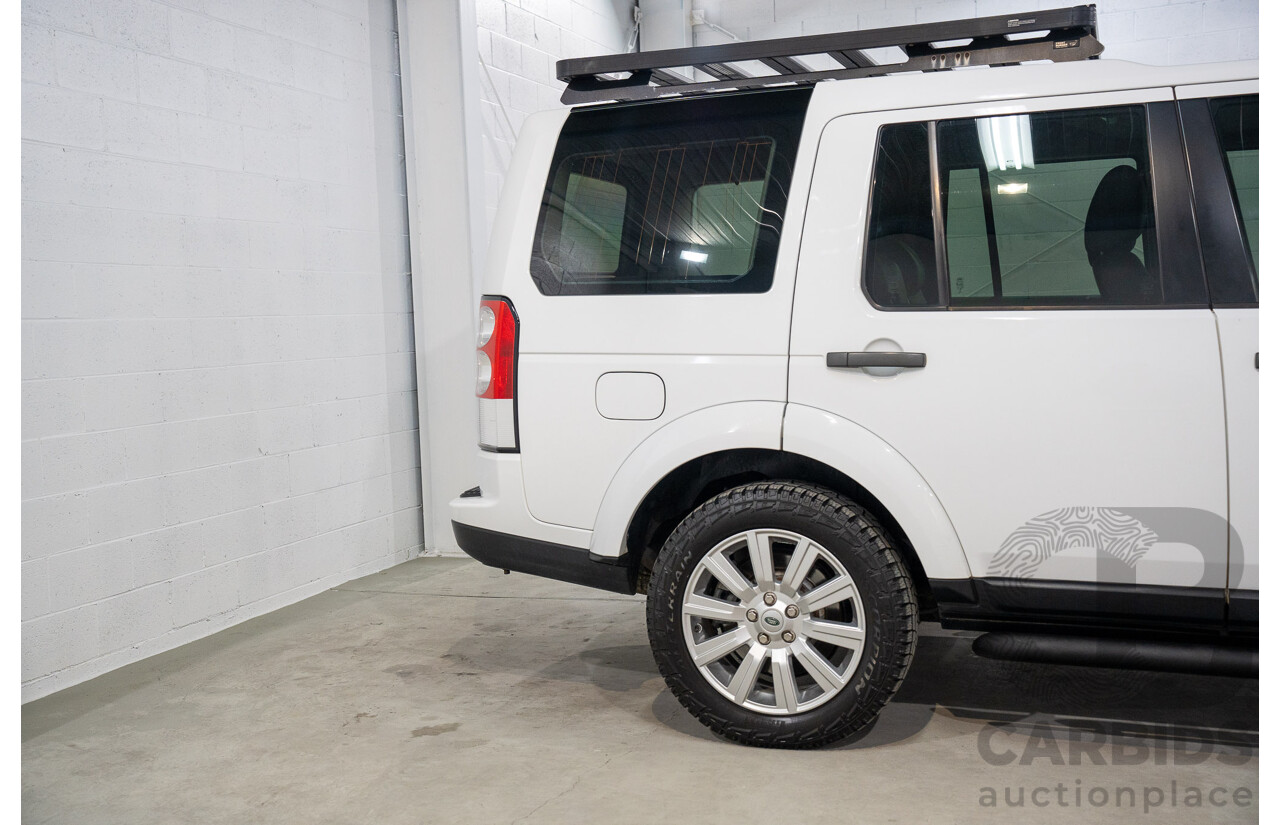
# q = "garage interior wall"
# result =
<box><xmin>473</xmin><ymin>0</ymin><xmax>635</xmax><ymax>253</ymax></box>
<box><xmin>21</xmin><ymin>0</ymin><xmax>421</xmax><ymax>701</ymax></box>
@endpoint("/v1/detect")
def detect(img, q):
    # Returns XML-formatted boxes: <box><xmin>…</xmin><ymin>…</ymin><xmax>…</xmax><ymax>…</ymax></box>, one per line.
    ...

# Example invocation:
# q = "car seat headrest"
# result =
<box><xmin>1084</xmin><ymin>165</ymin><xmax>1146</xmax><ymax>264</ymax></box>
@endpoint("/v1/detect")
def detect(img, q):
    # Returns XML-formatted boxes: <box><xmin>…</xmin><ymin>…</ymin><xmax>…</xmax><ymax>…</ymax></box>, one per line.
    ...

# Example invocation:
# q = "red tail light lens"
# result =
<box><xmin>476</xmin><ymin>297</ymin><xmax>519</xmax><ymax>452</ymax></box>
<box><xmin>477</xmin><ymin>298</ymin><xmax>517</xmax><ymax>400</ymax></box>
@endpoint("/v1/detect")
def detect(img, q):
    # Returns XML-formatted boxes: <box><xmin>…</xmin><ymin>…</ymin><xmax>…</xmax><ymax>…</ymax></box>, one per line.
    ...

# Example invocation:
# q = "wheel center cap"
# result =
<box><xmin>760</xmin><ymin>610</ymin><xmax>784</xmax><ymax>630</ymax></box>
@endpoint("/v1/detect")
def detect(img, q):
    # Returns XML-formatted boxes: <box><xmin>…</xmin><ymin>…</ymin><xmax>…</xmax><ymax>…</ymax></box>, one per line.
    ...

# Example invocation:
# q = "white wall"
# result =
<box><xmin>397</xmin><ymin>0</ymin><xmax>491</xmax><ymax>558</ymax></box>
<box><xmin>696</xmin><ymin>0</ymin><xmax>1258</xmax><ymax>64</ymax></box>
<box><xmin>473</xmin><ymin>0</ymin><xmax>635</xmax><ymax>253</ymax></box>
<box><xmin>21</xmin><ymin>0</ymin><xmax>422</xmax><ymax>701</ymax></box>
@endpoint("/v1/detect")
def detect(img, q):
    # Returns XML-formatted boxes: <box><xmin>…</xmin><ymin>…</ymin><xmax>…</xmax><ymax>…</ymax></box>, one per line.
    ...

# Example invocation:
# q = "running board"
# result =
<box><xmin>972</xmin><ymin>633</ymin><xmax>1257</xmax><ymax>678</ymax></box>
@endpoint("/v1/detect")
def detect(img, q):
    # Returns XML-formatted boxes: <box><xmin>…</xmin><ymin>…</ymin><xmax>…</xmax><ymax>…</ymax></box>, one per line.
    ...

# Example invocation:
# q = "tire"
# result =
<box><xmin>646</xmin><ymin>481</ymin><xmax>918</xmax><ymax>748</ymax></box>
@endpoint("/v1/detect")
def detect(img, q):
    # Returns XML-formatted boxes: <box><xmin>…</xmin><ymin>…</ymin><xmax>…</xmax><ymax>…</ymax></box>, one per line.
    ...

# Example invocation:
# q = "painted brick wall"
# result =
<box><xmin>21</xmin><ymin>0</ymin><xmax>422</xmax><ymax>701</ymax></box>
<box><xmin>696</xmin><ymin>0</ymin><xmax>1258</xmax><ymax>64</ymax></box>
<box><xmin>473</xmin><ymin>0</ymin><xmax>635</xmax><ymax>247</ymax></box>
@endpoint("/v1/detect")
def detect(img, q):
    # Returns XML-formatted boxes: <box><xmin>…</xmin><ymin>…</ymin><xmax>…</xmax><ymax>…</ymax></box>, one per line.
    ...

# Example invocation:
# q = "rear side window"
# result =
<box><xmin>531</xmin><ymin>89</ymin><xmax>810</xmax><ymax>295</ymax></box>
<box><xmin>1210</xmin><ymin>96</ymin><xmax>1259</xmax><ymax>274</ymax></box>
<box><xmin>556</xmin><ymin>173</ymin><xmax>626</xmax><ymax>273</ymax></box>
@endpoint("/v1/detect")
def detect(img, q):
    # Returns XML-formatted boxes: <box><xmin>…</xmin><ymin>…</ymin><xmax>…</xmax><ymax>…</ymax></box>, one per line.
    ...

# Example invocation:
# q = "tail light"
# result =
<box><xmin>476</xmin><ymin>296</ymin><xmax>518</xmax><ymax>451</ymax></box>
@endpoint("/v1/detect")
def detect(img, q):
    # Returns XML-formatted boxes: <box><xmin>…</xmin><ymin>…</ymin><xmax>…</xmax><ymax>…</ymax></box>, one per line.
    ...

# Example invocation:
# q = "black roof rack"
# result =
<box><xmin>557</xmin><ymin>5</ymin><xmax>1100</xmax><ymax>104</ymax></box>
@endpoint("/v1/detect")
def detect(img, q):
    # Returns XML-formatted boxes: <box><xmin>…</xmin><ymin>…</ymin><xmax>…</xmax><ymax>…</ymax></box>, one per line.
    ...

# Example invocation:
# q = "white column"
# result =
<box><xmin>397</xmin><ymin>0</ymin><xmax>487</xmax><ymax>553</ymax></box>
<box><xmin>639</xmin><ymin>0</ymin><xmax>693</xmax><ymax>50</ymax></box>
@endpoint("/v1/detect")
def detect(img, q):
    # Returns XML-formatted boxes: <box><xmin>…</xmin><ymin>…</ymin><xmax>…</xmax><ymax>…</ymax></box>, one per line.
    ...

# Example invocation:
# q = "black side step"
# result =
<box><xmin>972</xmin><ymin>633</ymin><xmax>1258</xmax><ymax>678</ymax></box>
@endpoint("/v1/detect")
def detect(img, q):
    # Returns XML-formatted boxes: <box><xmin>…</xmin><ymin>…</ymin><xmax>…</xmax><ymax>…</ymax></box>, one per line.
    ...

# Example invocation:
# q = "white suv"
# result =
<box><xmin>449</xmin><ymin>6</ymin><xmax>1259</xmax><ymax>748</ymax></box>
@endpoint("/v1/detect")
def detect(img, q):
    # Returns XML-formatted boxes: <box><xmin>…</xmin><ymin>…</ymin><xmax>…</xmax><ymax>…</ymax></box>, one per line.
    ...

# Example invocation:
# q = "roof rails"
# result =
<box><xmin>557</xmin><ymin>5</ymin><xmax>1101</xmax><ymax>105</ymax></box>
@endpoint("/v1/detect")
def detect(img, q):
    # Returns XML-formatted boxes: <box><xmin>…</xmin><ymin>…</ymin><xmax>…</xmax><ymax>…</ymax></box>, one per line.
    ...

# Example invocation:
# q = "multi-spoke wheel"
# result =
<box><xmin>682</xmin><ymin>528</ymin><xmax>867</xmax><ymax>715</ymax></box>
<box><xmin>647</xmin><ymin>482</ymin><xmax>918</xmax><ymax>748</ymax></box>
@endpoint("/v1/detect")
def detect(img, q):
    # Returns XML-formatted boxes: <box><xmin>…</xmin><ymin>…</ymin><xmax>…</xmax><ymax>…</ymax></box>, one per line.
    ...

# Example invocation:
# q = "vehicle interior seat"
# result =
<box><xmin>1084</xmin><ymin>164</ymin><xmax>1159</xmax><ymax>304</ymax></box>
<box><xmin>866</xmin><ymin>233</ymin><xmax>938</xmax><ymax>307</ymax></box>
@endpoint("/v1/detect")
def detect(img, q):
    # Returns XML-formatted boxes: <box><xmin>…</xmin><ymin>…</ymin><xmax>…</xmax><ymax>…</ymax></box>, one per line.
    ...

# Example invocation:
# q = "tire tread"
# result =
<box><xmin>646</xmin><ymin>482</ymin><xmax>918</xmax><ymax>749</ymax></box>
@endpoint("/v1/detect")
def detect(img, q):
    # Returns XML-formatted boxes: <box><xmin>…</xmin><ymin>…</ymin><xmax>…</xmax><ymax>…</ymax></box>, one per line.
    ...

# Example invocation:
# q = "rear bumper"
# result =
<box><xmin>452</xmin><ymin>521</ymin><xmax>636</xmax><ymax>595</ymax></box>
<box><xmin>448</xmin><ymin>450</ymin><xmax>595</xmax><ymax>549</ymax></box>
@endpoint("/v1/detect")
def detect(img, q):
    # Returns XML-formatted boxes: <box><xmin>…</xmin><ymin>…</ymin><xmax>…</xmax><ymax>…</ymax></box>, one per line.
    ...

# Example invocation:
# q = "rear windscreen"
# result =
<box><xmin>530</xmin><ymin>89</ymin><xmax>811</xmax><ymax>295</ymax></box>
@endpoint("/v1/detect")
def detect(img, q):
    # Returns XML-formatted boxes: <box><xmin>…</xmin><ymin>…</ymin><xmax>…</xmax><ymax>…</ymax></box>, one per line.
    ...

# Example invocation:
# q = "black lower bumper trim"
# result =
<box><xmin>452</xmin><ymin>522</ymin><xmax>636</xmax><ymax>595</ymax></box>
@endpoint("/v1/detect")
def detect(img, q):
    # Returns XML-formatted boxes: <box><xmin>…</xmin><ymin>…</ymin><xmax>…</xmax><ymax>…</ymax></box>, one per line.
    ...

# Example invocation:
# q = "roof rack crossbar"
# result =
<box><xmin>760</xmin><ymin>55</ymin><xmax>808</xmax><ymax>75</ymax></box>
<box><xmin>696</xmin><ymin>62</ymin><xmax>749</xmax><ymax>81</ymax></box>
<box><xmin>650</xmin><ymin>68</ymin><xmax>687</xmax><ymax>86</ymax></box>
<box><xmin>557</xmin><ymin>5</ymin><xmax>1100</xmax><ymax>104</ymax></box>
<box><xmin>830</xmin><ymin>50</ymin><xmax>875</xmax><ymax>69</ymax></box>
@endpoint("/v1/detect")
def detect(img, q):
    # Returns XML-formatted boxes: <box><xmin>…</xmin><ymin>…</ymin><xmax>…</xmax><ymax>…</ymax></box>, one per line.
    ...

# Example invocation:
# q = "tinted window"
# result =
<box><xmin>939</xmin><ymin>106</ymin><xmax>1158</xmax><ymax>306</ymax></box>
<box><xmin>554</xmin><ymin>173</ymin><xmax>626</xmax><ymax>274</ymax></box>
<box><xmin>532</xmin><ymin>89</ymin><xmax>810</xmax><ymax>295</ymax></box>
<box><xmin>864</xmin><ymin>123</ymin><xmax>939</xmax><ymax>307</ymax></box>
<box><xmin>864</xmin><ymin>105</ymin><xmax>1190</xmax><ymax>309</ymax></box>
<box><xmin>1210</xmin><ymin>96</ymin><xmax>1259</xmax><ymax>276</ymax></box>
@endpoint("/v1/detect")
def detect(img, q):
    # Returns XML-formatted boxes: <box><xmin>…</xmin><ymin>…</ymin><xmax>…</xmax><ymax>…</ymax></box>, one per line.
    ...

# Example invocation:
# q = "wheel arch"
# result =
<box><xmin>624</xmin><ymin>447</ymin><xmax>948</xmax><ymax>618</ymax></box>
<box><xmin>590</xmin><ymin>401</ymin><xmax>971</xmax><ymax>613</ymax></box>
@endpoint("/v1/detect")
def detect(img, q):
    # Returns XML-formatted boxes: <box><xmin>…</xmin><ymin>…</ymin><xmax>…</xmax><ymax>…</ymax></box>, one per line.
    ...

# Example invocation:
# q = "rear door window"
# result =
<box><xmin>939</xmin><ymin>106</ymin><xmax>1157</xmax><ymax>306</ymax></box>
<box><xmin>864</xmin><ymin>103</ymin><xmax>1206</xmax><ymax>309</ymax></box>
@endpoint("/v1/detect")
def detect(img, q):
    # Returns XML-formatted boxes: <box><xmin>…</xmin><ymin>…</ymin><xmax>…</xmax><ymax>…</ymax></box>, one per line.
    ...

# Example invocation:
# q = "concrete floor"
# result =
<box><xmin>24</xmin><ymin>557</ymin><xmax>1258</xmax><ymax>824</ymax></box>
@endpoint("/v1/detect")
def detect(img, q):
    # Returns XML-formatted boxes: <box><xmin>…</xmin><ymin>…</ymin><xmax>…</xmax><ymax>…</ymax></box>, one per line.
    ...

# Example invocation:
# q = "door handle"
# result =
<box><xmin>826</xmin><ymin>352</ymin><xmax>927</xmax><ymax>369</ymax></box>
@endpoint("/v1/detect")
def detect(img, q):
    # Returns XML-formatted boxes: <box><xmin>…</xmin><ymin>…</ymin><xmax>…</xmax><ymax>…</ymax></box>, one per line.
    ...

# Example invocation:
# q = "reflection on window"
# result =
<box><xmin>549</xmin><ymin>173</ymin><xmax>626</xmax><ymax>274</ymax></box>
<box><xmin>945</xmin><ymin>167</ymin><xmax>992</xmax><ymax>298</ymax></box>
<box><xmin>939</xmin><ymin>106</ymin><xmax>1158</xmax><ymax>306</ymax></box>
<box><xmin>1211</xmin><ymin>96</ymin><xmax>1259</xmax><ymax>275</ymax></box>
<box><xmin>541</xmin><ymin>138</ymin><xmax>775</xmax><ymax>288</ymax></box>
<box><xmin>689</xmin><ymin>179</ymin><xmax>766</xmax><ymax>277</ymax></box>
<box><xmin>531</xmin><ymin>89</ymin><xmax>809</xmax><ymax>296</ymax></box>
<box><xmin>976</xmin><ymin>114</ymin><xmax>1035</xmax><ymax>171</ymax></box>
